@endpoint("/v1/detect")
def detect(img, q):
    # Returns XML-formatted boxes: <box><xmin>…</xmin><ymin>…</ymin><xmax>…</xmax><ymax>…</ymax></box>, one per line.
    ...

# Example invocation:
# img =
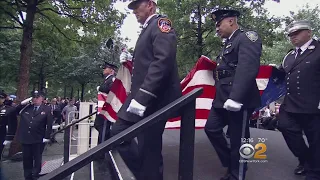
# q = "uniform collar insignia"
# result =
<box><xmin>143</xmin><ymin>23</ymin><xmax>149</xmax><ymax>29</ymax></box>
<box><xmin>226</xmin><ymin>43</ymin><xmax>232</xmax><ymax>48</ymax></box>
<box><xmin>291</xmin><ymin>51</ymin><xmax>295</xmax><ymax>55</ymax></box>
<box><xmin>308</xmin><ymin>45</ymin><xmax>315</xmax><ymax>50</ymax></box>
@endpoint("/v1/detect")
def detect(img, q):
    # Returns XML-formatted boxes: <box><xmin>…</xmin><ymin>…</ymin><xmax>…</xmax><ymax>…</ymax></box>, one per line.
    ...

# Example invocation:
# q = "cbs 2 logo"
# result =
<box><xmin>239</xmin><ymin>143</ymin><xmax>267</xmax><ymax>159</ymax></box>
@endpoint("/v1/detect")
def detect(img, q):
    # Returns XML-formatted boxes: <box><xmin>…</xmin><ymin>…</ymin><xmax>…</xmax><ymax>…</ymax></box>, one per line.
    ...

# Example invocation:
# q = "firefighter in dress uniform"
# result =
<box><xmin>110</xmin><ymin>0</ymin><xmax>182</xmax><ymax>179</ymax></box>
<box><xmin>0</xmin><ymin>91</ymin><xmax>17</xmax><ymax>155</ymax></box>
<box><xmin>16</xmin><ymin>91</ymin><xmax>53</xmax><ymax>180</ymax></box>
<box><xmin>277</xmin><ymin>20</ymin><xmax>320</xmax><ymax>180</ymax></box>
<box><xmin>204</xmin><ymin>9</ymin><xmax>262</xmax><ymax>180</ymax></box>
<box><xmin>94</xmin><ymin>62</ymin><xmax>117</xmax><ymax>144</ymax></box>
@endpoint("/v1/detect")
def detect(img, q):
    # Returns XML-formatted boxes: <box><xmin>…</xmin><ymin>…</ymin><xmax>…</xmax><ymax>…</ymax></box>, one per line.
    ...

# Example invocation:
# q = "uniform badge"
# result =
<box><xmin>41</xmin><ymin>111</ymin><xmax>45</xmax><ymax>115</ymax></box>
<box><xmin>226</xmin><ymin>43</ymin><xmax>232</xmax><ymax>48</ymax></box>
<box><xmin>308</xmin><ymin>45</ymin><xmax>315</xmax><ymax>50</ymax></box>
<box><xmin>245</xmin><ymin>31</ymin><xmax>258</xmax><ymax>42</ymax></box>
<box><xmin>158</xmin><ymin>18</ymin><xmax>172</xmax><ymax>33</ymax></box>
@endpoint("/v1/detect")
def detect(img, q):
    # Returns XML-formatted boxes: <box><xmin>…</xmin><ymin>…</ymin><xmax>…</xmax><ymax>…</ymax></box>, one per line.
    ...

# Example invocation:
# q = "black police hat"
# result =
<box><xmin>101</xmin><ymin>62</ymin><xmax>117</xmax><ymax>70</ymax></box>
<box><xmin>128</xmin><ymin>0</ymin><xmax>157</xmax><ymax>10</ymax></box>
<box><xmin>0</xmin><ymin>90</ymin><xmax>7</xmax><ymax>99</ymax></box>
<box><xmin>211</xmin><ymin>9</ymin><xmax>240</xmax><ymax>24</ymax></box>
<box><xmin>31</xmin><ymin>90</ymin><xmax>45</xmax><ymax>98</ymax></box>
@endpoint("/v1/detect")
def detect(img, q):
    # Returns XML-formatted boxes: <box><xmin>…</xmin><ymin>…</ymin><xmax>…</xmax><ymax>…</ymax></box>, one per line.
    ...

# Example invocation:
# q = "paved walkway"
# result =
<box><xmin>1</xmin><ymin>128</ymin><xmax>307</xmax><ymax>180</ymax></box>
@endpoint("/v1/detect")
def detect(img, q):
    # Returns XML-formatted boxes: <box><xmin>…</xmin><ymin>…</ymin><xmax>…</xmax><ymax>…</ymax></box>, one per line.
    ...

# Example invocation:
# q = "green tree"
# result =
<box><xmin>157</xmin><ymin>0</ymin><xmax>282</xmax><ymax>77</ymax></box>
<box><xmin>261</xmin><ymin>5</ymin><xmax>320</xmax><ymax>66</ymax></box>
<box><xmin>0</xmin><ymin>0</ymin><xmax>125</xmax><ymax>101</ymax></box>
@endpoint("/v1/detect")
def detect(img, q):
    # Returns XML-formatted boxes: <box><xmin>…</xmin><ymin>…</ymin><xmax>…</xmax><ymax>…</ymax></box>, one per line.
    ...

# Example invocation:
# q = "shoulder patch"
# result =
<box><xmin>245</xmin><ymin>31</ymin><xmax>258</xmax><ymax>42</ymax></box>
<box><xmin>158</xmin><ymin>18</ymin><xmax>172</xmax><ymax>33</ymax></box>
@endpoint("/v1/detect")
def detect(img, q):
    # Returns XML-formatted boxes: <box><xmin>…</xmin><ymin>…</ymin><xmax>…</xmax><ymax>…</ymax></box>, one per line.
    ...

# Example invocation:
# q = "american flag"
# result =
<box><xmin>98</xmin><ymin>56</ymin><xmax>285</xmax><ymax>129</ymax></box>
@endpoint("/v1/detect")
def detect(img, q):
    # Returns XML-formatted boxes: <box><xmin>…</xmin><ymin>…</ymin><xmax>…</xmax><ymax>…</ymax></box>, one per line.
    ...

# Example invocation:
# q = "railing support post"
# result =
<box><xmin>64</xmin><ymin>127</ymin><xmax>71</xmax><ymax>164</ymax></box>
<box><xmin>178</xmin><ymin>100</ymin><xmax>196</xmax><ymax>180</ymax></box>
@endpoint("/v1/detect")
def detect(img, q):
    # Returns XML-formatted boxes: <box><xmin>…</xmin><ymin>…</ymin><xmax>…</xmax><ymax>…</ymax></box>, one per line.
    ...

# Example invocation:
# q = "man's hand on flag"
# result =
<box><xmin>127</xmin><ymin>99</ymin><xmax>146</xmax><ymax>117</ymax></box>
<box><xmin>120</xmin><ymin>49</ymin><xmax>133</xmax><ymax>63</ymax></box>
<box><xmin>3</xmin><ymin>140</ymin><xmax>12</xmax><ymax>146</ymax></box>
<box><xmin>223</xmin><ymin>99</ymin><xmax>243</xmax><ymax>112</ymax></box>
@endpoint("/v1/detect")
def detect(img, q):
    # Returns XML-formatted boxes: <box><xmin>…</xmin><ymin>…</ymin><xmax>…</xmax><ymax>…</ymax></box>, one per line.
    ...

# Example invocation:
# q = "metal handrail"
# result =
<box><xmin>39</xmin><ymin>88</ymin><xmax>203</xmax><ymax>180</ymax></box>
<box><xmin>50</xmin><ymin>111</ymin><xmax>97</xmax><ymax>138</ymax></box>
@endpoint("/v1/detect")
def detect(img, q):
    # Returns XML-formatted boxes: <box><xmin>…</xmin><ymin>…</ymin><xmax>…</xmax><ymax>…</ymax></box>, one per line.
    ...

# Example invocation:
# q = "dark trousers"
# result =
<box><xmin>94</xmin><ymin>114</ymin><xmax>112</xmax><ymax>144</ymax></box>
<box><xmin>111</xmin><ymin>118</ymin><xmax>166</xmax><ymax>180</ymax></box>
<box><xmin>278</xmin><ymin>109</ymin><xmax>320</xmax><ymax>179</ymax></box>
<box><xmin>0</xmin><ymin>127</ymin><xmax>6</xmax><ymax>156</ymax></box>
<box><xmin>205</xmin><ymin>108</ymin><xmax>253</xmax><ymax>180</ymax></box>
<box><xmin>22</xmin><ymin>143</ymin><xmax>45</xmax><ymax>180</ymax></box>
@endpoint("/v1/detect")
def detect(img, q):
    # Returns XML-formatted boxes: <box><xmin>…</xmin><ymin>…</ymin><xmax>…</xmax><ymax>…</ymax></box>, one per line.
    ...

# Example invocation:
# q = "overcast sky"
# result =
<box><xmin>114</xmin><ymin>0</ymin><xmax>320</xmax><ymax>48</ymax></box>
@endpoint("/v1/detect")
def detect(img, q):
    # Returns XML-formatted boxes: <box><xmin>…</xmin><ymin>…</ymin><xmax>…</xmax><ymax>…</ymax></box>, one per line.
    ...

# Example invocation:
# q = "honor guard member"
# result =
<box><xmin>110</xmin><ymin>0</ymin><xmax>181</xmax><ymax>179</ymax></box>
<box><xmin>0</xmin><ymin>91</ymin><xmax>17</xmax><ymax>154</ymax></box>
<box><xmin>94</xmin><ymin>62</ymin><xmax>117</xmax><ymax>144</ymax></box>
<box><xmin>16</xmin><ymin>91</ymin><xmax>53</xmax><ymax>180</ymax></box>
<box><xmin>205</xmin><ymin>9</ymin><xmax>262</xmax><ymax>180</ymax></box>
<box><xmin>277</xmin><ymin>20</ymin><xmax>320</xmax><ymax>179</ymax></box>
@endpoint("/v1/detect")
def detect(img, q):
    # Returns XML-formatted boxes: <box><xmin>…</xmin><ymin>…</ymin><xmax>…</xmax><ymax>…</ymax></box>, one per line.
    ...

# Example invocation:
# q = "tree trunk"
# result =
<box><xmin>64</xmin><ymin>85</ymin><xmax>67</xmax><ymax>99</ymax></box>
<box><xmin>81</xmin><ymin>83</ymin><xmax>85</xmax><ymax>102</ymax></box>
<box><xmin>196</xmin><ymin>4</ymin><xmax>203</xmax><ymax>58</ymax></box>
<box><xmin>77</xmin><ymin>89</ymin><xmax>80</xmax><ymax>101</ymax></box>
<box><xmin>70</xmin><ymin>86</ymin><xmax>73</xmax><ymax>99</ymax></box>
<box><xmin>9</xmin><ymin>0</ymin><xmax>38</xmax><ymax>158</ymax></box>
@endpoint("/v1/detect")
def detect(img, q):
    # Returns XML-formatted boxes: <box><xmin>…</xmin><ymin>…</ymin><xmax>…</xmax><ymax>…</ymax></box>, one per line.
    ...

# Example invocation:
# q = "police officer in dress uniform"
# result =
<box><xmin>94</xmin><ymin>62</ymin><xmax>117</xmax><ymax>144</ymax></box>
<box><xmin>0</xmin><ymin>91</ymin><xmax>17</xmax><ymax>154</ymax></box>
<box><xmin>277</xmin><ymin>20</ymin><xmax>320</xmax><ymax>180</ymax></box>
<box><xmin>16</xmin><ymin>91</ymin><xmax>53</xmax><ymax>180</ymax></box>
<box><xmin>204</xmin><ymin>9</ymin><xmax>262</xmax><ymax>180</ymax></box>
<box><xmin>110</xmin><ymin>0</ymin><xmax>181</xmax><ymax>179</ymax></box>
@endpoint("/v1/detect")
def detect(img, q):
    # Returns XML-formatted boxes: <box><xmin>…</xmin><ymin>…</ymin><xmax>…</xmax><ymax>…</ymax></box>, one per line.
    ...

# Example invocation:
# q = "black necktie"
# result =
<box><xmin>295</xmin><ymin>48</ymin><xmax>302</xmax><ymax>59</ymax></box>
<box><xmin>33</xmin><ymin>106</ymin><xmax>38</xmax><ymax>114</ymax></box>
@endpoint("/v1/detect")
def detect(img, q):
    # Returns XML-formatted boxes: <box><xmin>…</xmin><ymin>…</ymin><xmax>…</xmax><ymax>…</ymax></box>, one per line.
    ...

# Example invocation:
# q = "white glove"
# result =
<box><xmin>96</xmin><ymin>86</ymin><xmax>100</xmax><ymax>92</ymax></box>
<box><xmin>21</xmin><ymin>97</ymin><xmax>32</xmax><ymax>105</ymax></box>
<box><xmin>119</xmin><ymin>51</ymin><xmax>128</xmax><ymax>63</ymax></box>
<box><xmin>43</xmin><ymin>139</ymin><xmax>50</xmax><ymax>143</ymax></box>
<box><xmin>3</xmin><ymin>140</ymin><xmax>12</xmax><ymax>146</ymax></box>
<box><xmin>126</xmin><ymin>99</ymin><xmax>146</xmax><ymax>117</ymax></box>
<box><xmin>223</xmin><ymin>99</ymin><xmax>243</xmax><ymax>112</ymax></box>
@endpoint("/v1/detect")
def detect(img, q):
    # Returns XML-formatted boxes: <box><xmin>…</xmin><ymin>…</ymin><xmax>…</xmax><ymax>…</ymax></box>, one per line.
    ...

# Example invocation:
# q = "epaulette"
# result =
<box><xmin>157</xmin><ymin>14</ymin><xmax>168</xmax><ymax>18</ymax></box>
<box><xmin>287</xmin><ymin>48</ymin><xmax>294</xmax><ymax>53</ymax></box>
<box><xmin>286</xmin><ymin>48</ymin><xmax>295</xmax><ymax>55</ymax></box>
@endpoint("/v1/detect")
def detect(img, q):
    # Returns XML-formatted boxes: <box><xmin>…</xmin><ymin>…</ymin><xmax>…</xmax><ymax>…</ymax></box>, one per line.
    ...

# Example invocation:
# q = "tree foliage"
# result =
<box><xmin>157</xmin><ymin>0</ymin><xmax>282</xmax><ymax>77</ymax></box>
<box><xmin>0</xmin><ymin>0</ymin><xmax>125</xmax><ymax>101</ymax></box>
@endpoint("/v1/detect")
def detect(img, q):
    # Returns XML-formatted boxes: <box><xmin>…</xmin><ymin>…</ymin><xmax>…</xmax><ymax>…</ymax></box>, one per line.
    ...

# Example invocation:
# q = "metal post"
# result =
<box><xmin>178</xmin><ymin>100</ymin><xmax>196</xmax><ymax>180</ymax></box>
<box><xmin>64</xmin><ymin>127</ymin><xmax>71</xmax><ymax>164</ymax></box>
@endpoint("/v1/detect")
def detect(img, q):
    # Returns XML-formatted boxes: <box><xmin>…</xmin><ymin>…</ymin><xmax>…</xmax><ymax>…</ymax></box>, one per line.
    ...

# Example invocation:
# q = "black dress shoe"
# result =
<box><xmin>294</xmin><ymin>164</ymin><xmax>306</xmax><ymax>175</ymax></box>
<box><xmin>220</xmin><ymin>170</ymin><xmax>231</xmax><ymax>180</ymax></box>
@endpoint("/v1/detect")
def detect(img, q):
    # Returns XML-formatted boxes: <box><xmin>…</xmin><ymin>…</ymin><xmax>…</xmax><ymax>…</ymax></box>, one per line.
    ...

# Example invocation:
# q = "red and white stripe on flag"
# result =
<box><xmin>165</xmin><ymin>56</ymin><xmax>217</xmax><ymax>129</ymax></box>
<box><xmin>99</xmin><ymin>56</ymin><xmax>273</xmax><ymax>129</ymax></box>
<box><xmin>165</xmin><ymin>57</ymin><xmax>273</xmax><ymax>129</ymax></box>
<box><xmin>100</xmin><ymin>61</ymin><xmax>133</xmax><ymax>122</ymax></box>
<box><xmin>97</xmin><ymin>92</ymin><xmax>108</xmax><ymax>114</ymax></box>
